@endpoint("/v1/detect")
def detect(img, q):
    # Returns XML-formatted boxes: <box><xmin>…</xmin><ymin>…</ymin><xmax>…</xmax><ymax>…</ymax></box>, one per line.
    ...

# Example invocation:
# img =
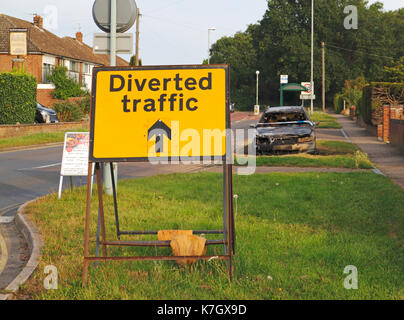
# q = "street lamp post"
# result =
<box><xmin>310</xmin><ymin>0</ymin><xmax>314</xmax><ymax>114</ymax></box>
<box><xmin>207</xmin><ymin>27</ymin><xmax>216</xmax><ymax>64</ymax></box>
<box><xmin>256</xmin><ymin>70</ymin><xmax>260</xmax><ymax>106</ymax></box>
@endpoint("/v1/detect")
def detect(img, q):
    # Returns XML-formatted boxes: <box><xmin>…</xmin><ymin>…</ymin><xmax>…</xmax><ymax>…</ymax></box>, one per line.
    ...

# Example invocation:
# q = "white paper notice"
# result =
<box><xmin>61</xmin><ymin>132</ymin><xmax>90</xmax><ymax>176</ymax></box>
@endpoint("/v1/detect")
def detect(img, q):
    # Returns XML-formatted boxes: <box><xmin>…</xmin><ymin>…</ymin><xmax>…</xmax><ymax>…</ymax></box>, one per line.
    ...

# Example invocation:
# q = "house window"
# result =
<box><xmin>70</xmin><ymin>61</ymin><xmax>79</xmax><ymax>72</ymax></box>
<box><xmin>68</xmin><ymin>60</ymin><xmax>80</xmax><ymax>82</ymax></box>
<box><xmin>42</xmin><ymin>63</ymin><xmax>54</xmax><ymax>84</ymax></box>
<box><xmin>83</xmin><ymin>63</ymin><xmax>90</xmax><ymax>74</ymax></box>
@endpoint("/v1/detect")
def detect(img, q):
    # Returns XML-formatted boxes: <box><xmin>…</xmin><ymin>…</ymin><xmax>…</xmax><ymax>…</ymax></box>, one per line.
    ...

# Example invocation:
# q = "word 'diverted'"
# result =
<box><xmin>110</xmin><ymin>73</ymin><xmax>213</xmax><ymax>113</ymax></box>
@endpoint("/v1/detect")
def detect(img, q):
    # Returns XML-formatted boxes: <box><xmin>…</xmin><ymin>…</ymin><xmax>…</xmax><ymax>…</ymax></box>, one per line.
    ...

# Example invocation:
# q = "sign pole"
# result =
<box><xmin>82</xmin><ymin>162</ymin><xmax>94</xmax><ymax>287</ymax></box>
<box><xmin>135</xmin><ymin>8</ymin><xmax>140</xmax><ymax>66</ymax></box>
<box><xmin>280</xmin><ymin>85</ymin><xmax>283</xmax><ymax>106</ymax></box>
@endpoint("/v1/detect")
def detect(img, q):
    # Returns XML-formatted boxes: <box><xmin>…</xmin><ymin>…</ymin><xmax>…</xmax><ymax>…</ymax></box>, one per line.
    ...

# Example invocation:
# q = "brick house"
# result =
<box><xmin>0</xmin><ymin>14</ymin><xmax>128</xmax><ymax>107</ymax></box>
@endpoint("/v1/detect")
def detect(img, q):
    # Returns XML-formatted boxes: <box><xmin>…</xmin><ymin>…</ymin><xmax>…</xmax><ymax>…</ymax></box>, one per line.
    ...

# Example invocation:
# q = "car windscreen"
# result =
<box><xmin>260</xmin><ymin>111</ymin><xmax>307</xmax><ymax>124</ymax></box>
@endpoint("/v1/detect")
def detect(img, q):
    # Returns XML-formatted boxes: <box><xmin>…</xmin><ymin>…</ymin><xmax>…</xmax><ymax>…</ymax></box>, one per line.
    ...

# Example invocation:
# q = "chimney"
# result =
<box><xmin>76</xmin><ymin>32</ymin><xmax>83</xmax><ymax>43</ymax></box>
<box><xmin>33</xmin><ymin>15</ymin><xmax>43</xmax><ymax>29</ymax></box>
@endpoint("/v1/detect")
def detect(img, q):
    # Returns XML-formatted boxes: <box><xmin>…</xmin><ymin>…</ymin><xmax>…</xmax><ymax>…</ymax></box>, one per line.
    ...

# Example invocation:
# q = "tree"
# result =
<box><xmin>129</xmin><ymin>55</ymin><xmax>142</xmax><ymax>66</ymax></box>
<box><xmin>210</xmin><ymin>32</ymin><xmax>257</xmax><ymax>109</ymax></box>
<box><xmin>209</xmin><ymin>0</ymin><xmax>403</xmax><ymax>108</ymax></box>
<box><xmin>384</xmin><ymin>56</ymin><xmax>404</xmax><ymax>82</ymax></box>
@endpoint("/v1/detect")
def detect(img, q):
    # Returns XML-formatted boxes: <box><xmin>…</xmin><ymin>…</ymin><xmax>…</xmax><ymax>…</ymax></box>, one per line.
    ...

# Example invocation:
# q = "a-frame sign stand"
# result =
<box><xmin>82</xmin><ymin>65</ymin><xmax>235</xmax><ymax>287</ymax></box>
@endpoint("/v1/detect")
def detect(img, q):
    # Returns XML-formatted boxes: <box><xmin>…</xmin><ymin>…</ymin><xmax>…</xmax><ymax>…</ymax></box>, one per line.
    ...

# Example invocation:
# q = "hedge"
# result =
<box><xmin>359</xmin><ymin>82</ymin><xmax>404</xmax><ymax>125</ymax></box>
<box><xmin>0</xmin><ymin>72</ymin><xmax>37</xmax><ymax>124</ymax></box>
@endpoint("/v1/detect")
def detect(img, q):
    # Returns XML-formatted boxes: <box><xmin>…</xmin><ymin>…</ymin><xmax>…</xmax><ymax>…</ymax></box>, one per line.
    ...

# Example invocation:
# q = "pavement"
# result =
<box><xmin>331</xmin><ymin>113</ymin><xmax>404</xmax><ymax>190</ymax></box>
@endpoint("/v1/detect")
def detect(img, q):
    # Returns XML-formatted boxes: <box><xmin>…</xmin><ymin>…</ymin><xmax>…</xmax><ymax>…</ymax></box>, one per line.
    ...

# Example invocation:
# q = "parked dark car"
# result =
<box><xmin>35</xmin><ymin>102</ymin><xmax>58</xmax><ymax>123</ymax></box>
<box><xmin>251</xmin><ymin>106</ymin><xmax>317</xmax><ymax>154</ymax></box>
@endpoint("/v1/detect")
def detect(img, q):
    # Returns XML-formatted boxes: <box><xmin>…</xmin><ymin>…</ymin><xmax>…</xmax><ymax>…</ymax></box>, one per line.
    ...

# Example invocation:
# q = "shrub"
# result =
<box><xmin>0</xmin><ymin>72</ymin><xmax>37</xmax><ymax>124</ymax></box>
<box><xmin>75</xmin><ymin>96</ymin><xmax>91</xmax><ymax>115</ymax></box>
<box><xmin>49</xmin><ymin>66</ymin><xmax>87</xmax><ymax>100</ymax></box>
<box><xmin>333</xmin><ymin>93</ymin><xmax>345</xmax><ymax>113</ymax></box>
<box><xmin>53</xmin><ymin>101</ymin><xmax>83</xmax><ymax>122</ymax></box>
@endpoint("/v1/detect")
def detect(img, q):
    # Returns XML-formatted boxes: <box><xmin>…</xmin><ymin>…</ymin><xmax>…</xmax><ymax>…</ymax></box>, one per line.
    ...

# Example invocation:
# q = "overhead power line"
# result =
<box><xmin>144</xmin><ymin>0</ymin><xmax>187</xmax><ymax>15</ymax></box>
<box><xmin>325</xmin><ymin>43</ymin><xmax>395</xmax><ymax>60</ymax></box>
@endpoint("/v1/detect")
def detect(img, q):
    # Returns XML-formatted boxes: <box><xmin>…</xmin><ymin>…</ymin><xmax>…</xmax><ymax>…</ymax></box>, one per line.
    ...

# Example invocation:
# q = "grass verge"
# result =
<box><xmin>0</xmin><ymin>128</ymin><xmax>87</xmax><ymax>150</ymax></box>
<box><xmin>240</xmin><ymin>140</ymin><xmax>373</xmax><ymax>169</ymax></box>
<box><xmin>254</xmin><ymin>152</ymin><xmax>372</xmax><ymax>169</ymax></box>
<box><xmin>316</xmin><ymin>140</ymin><xmax>359</xmax><ymax>155</ymax></box>
<box><xmin>311</xmin><ymin>112</ymin><xmax>342</xmax><ymax>129</ymax></box>
<box><xmin>18</xmin><ymin>172</ymin><xmax>403</xmax><ymax>299</ymax></box>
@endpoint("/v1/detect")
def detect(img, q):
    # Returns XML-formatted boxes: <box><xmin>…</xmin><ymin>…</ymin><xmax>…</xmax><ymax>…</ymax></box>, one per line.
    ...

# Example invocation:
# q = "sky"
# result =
<box><xmin>1</xmin><ymin>0</ymin><xmax>403</xmax><ymax>65</ymax></box>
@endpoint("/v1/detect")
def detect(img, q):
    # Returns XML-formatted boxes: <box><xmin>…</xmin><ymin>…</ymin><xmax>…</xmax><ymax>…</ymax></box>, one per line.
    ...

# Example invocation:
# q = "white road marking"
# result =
<box><xmin>0</xmin><ymin>231</ymin><xmax>8</xmax><ymax>276</ymax></box>
<box><xmin>0</xmin><ymin>203</ymin><xmax>21</xmax><ymax>216</ymax></box>
<box><xmin>0</xmin><ymin>216</ymin><xmax>14</xmax><ymax>224</ymax></box>
<box><xmin>18</xmin><ymin>162</ymin><xmax>61</xmax><ymax>171</ymax></box>
<box><xmin>372</xmin><ymin>167</ymin><xmax>385</xmax><ymax>176</ymax></box>
<box><xmin>340</xmin><ymin>129</ymin><xmax>352</xmax><ymax>143</ymax></box>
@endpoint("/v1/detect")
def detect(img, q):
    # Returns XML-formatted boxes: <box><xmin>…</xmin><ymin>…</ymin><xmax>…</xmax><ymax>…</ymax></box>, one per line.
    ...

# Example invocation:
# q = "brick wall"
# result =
<box><xmin>390</xmin><ymin>119</ymin><xmax>404</xmax><ymax>147</ymax></box>
<box><xmin>0</xmin><ymin>54</ymin><xmax>42</xmax><ymax>82</ymax></box>
<box><xmin>0</xmin><ymin>121</ymin><xmax>89</xmax><ymax>139</ymax></box>
<box><xmin>379</xmin><ymin>105</ymin><xmax>404</xmax><ymax>144</ymax></box>
<box><xmin>37</xmin><ymin>89</ymin><xmax>56</xmax><ymax>107</ymax></box>
<box><xmin>383</xmin><ymin>105</ymin><xmax>390</xmax><ymax>143</ymax></box>
<box><xmin>390</xmin><ymin>106</ymin><xmax>404</xmax><ymax>120</ymax></box>
<box><xmin>37</xmin><ymin>90</ymin><xmax>87</xmax><ymax>108</ymax></box>
<box><xmin>377</xmin><ymin>124</ymin><xmax>383</xmax><ymax>140</ymax></box>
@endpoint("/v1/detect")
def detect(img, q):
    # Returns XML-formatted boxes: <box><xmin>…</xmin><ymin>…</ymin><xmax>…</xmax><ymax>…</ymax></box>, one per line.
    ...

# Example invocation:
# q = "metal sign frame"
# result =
<box><xmin>83</xmin><ymin>64</ymin><xmax>235</xmax><ymax>287</ymax></box>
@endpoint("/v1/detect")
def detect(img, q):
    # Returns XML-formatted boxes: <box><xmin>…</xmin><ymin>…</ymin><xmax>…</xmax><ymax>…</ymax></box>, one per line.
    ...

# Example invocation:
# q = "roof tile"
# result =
<box><xmin>0</xmin><ymin>14</ymin><xmax>128</xmax><ymax>66</ymax></box>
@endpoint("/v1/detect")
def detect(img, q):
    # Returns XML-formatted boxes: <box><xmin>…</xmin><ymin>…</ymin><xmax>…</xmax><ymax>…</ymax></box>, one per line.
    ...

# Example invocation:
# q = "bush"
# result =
<box><xmin>75</xmin><ymin>96</ymin><xmax>91</xmax><ymax>115</ymax></box>
<box><xmin>0</xmin><ymin>72</ymin><xmax>37</xmax><ymax>124</ymax></box>
<box><xmin>333</xmin><ymin>93</ymin><xmax>345</xmax><ymax>113</ymax></box>
<box><xmin>49</xmin><ymin>66</ymin><xmax>87</xmax><ymax>100</ymax></box>
<box><xmin>53</xmin><ymin>101</ymin><xmax>83</xmax><ymax>122</ymax></box>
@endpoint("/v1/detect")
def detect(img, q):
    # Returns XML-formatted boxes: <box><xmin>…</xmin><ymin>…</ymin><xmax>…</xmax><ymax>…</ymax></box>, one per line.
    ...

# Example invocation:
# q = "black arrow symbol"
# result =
<box><xmin>148</xmin><ymin>120</ymin><xmax>171</xmax><ymax>153</ymax></box>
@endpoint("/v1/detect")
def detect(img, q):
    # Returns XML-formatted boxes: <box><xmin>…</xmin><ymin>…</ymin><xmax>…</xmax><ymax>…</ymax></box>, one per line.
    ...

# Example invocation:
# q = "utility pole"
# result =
<box><xmin>322</xmin><ymin>41</ymin><xmax>325</xmax><ymax>112</ymax></box>
<box><xmin>135</xmin><ymin>8</ymin><xmax>140</xmax><ymax>66</ymax></box>
<box><xmin>104</xmin><ymin>0</ymin><xmax>118</xmax><ymax>196</ymax></box>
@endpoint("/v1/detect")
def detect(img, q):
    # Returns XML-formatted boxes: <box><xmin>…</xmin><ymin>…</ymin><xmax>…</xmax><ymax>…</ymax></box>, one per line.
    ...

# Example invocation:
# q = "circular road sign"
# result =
<box><xmin>93</xmin><ymin>0</ymin><xmax>138</xmax><ymax>33</ymax></box>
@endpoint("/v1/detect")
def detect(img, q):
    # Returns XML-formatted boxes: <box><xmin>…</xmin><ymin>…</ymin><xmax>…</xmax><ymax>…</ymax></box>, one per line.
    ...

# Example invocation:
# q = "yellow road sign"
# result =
<box><xmin>90</xmin><ymin>65</ymin><xmax>229</xmax><ymax>161</ymax></box>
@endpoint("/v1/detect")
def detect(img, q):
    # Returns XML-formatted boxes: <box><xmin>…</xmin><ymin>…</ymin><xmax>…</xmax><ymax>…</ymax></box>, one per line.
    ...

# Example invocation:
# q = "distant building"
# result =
<box><xmin>0</xmin><ymin>14</ymin><xmax>128</xmax><ymax>106</ymax></box>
